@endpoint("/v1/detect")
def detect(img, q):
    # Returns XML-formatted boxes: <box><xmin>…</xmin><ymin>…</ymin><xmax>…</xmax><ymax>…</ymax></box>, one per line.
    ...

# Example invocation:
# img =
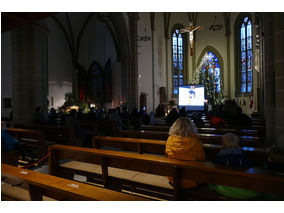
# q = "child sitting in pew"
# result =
<box><xmin>262</xmin><ymin>144</ymin><xmax>284</xmax><ymax>200</ymax></box>
<box><xmin>165</xmin><ymin>117</ymin><xmax>206</xmax><ymax>200</ymax></box>
<box><xmin>209</xmin><ymin>133</ymin><xmax>262</xmax><ymax>199</ymax></box>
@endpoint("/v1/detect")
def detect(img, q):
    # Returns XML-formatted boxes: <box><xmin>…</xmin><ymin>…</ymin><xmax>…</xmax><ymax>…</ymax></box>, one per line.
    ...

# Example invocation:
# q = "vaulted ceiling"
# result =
<box><xmin>2</xmin><ymin>12</ymin><xmax>58</xmax><ymax>33</ymax></box>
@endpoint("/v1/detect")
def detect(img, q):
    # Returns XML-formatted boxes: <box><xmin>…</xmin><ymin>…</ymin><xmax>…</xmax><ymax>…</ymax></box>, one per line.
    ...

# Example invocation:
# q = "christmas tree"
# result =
<box><xmin>192</xmin><ymin>52</ymin><xmax>225</xmax><ymax>109</ymax></box>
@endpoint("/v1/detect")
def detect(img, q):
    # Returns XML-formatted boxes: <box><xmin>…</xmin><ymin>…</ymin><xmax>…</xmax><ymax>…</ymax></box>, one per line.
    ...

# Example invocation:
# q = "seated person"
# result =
<box><xmin>165</xmin><ymin>108</ymin><xmax>179</xmax><ymax>125</ymax></box>
<box><xmin>266</xmin><ymin>145</ymin><xmax>284</xmax><ymax>173</ymax></box>
<box><xmin>228</xmin><ymin>106</ymin><xmax>251</xmax><ymax>126</ymax></box>
<box><xmin>263</xmin><ymin>145</ymin><xmax>284</xmax><ymax>200</ymax></box>
<box><xmin>210</xmin><ymin>133</ymin><xmax>261</xmax><ymax>199</ymax></box>
<box><xmin>1</xmin><ymin>122</ymin><xmax>31</xmax><ymax>159</ymax></box>
<box><xmin>165</xmin><ymin>117</ymin><xmax>206</xmax><ymax>200</ymax></box>
<box><xmin>155</xmin><ymin>104</ymin><xmax>165</xmax><ymax>118</ymax></box>
<box><xmin>129</xmin><ymin>107</ymin><xmax>141</xmax><ymax>130</ymax></box>
<box><xmin>206</xmin><ymin>110</ymin><xmax>225</xmax><ymax>126</ymax></box>
<box><xmin>179</xmin><ymin>107</ymin><xmax>187</xmax><ymax>117</ymax></box>
<box><xmin>213</xmin><ymin>133</ymin><xmax>251</xmax><ymax>168</ymax></box>
<box><xmin>65</xmin><ymin>109</ymin><xmax>84</xmax><ymax>146</ymax></box>
<box><xmin>1</xmin><ymin>122</ymin><xmax>19</xmax><ymax>152</ymax></box>
<box><xmin>192</xmin><ymin>112</ymin><xmax>204</xmax><ymax>126</ymax></box>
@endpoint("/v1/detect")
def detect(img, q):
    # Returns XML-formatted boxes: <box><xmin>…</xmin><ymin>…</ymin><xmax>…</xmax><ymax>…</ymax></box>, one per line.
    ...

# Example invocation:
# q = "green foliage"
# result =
<box><xmin>192</xmin><ymin>53</ymin><xmax>225</xmax><ymax>107</ymax></box>
<box><xmin>62</xmin><ymin>92</ymin><xmax>90</xmax><ymax>113</ymax></box>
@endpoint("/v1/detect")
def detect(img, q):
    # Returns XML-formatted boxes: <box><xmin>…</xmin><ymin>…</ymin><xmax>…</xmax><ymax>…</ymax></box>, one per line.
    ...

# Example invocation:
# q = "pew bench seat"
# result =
<box><xmin>2</xmin><ymin>164</ymin><xmax>150</xmax><ymax>201</ymax></box>
<box><xmin>49</xmin><ymin>144</ymin><xmax>284</xmax><ymax>200</ymax></box>
<box><xmin>60</xmin><ymin>160</ymin><xmax>172</xmax><ymax>189</ymax></box>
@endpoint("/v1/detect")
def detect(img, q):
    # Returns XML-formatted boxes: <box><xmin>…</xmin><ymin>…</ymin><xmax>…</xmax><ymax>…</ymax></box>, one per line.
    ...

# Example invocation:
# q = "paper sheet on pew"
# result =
<box><xmin>74</xmin><ymin>174</ymin><xmax>87</xmax><ymax>182</ymax></box>
<box><xmin>67</xmin><ymin>183</ymin><xmax>79</xmax><ymax>188</ymax></box>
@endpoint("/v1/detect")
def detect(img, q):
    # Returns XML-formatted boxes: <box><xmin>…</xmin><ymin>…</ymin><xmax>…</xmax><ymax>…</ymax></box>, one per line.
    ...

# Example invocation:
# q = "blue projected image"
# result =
<box><xmin>179</xmin><ymin>85</ymin><xmax>205</xmax><ymax>111</ymax></box>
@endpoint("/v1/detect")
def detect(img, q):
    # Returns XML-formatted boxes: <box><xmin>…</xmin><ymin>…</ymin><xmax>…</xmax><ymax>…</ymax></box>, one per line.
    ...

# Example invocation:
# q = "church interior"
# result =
<box><xmin>1</xmin><ymin>9</ymin><xmax>284</xmax><ymax>203</ymax></box>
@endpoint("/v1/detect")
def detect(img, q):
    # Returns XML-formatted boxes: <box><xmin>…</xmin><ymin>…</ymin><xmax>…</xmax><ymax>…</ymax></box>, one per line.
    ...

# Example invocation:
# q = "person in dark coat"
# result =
<box><xmin>210</xmin><ymin>133</ymin><xmax>261</xmax><ymax>199</ymax></box>
<box><xmin>228</xmin><ymin>106</ymin><xmax>251</xmax><ymax>126</ymax></box>
<box><xmin>166</xmin><ymin>108</ymin><xmax>179</xmax><ymax>125</ymax></box>
<box><xmin>179</xmin><ymin>107</ymin><xmax>187</xmax><ymax>117</ymax></box>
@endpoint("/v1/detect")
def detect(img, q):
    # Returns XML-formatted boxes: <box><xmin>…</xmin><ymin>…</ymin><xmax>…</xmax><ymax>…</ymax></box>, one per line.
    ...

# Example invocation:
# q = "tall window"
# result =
<box><xmin>172</xmin><ymin>29</ymin><xmax>184</xmax><ymax>95</ymax></box>
<box><xmin>240</xmin><ymin>16</ymin><xmax>253</xmax><ymax>93</ymax></box>
<box><xmin>201</xmin><ymin>51</ymin><xmax>221</xmax><ymax>93</ymax></box>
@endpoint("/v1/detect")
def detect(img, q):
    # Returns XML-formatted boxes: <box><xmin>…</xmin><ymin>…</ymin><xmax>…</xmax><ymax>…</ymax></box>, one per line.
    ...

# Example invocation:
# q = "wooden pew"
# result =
<box><xmin>92</xmin><ymin>136</ymin><xmax>267</xmax><ymax>166</ymax></box>
<box><xmin>48</xmin><ymin>144</ymin><xmax>284</xmax><ymax>200</ymax></box>
<box><xmin>141</xmin><ymin>125</ymin><xmax>259</xmax><ymax>136</ymax></box>
<box><xmin>120</xmin><ymin>130</ymin><xmax>262</xmax><ymax>147</ymax></box>
<box><xmin>147</xmin><ymin>120</ymin><xmax>265</xmax><ymax>138</ymax></box>
<box><xmin>13</xmin><ymin>124</ymin><xmax>75</xmax><ymax>145</ymax></box>
<box><xmin>6</xmin><ymin>128</ymin><xmax>46</xmax><ymax>157</ymax></box>
<box><xmin>1</xmin><ymin>164</ymin><xmax>149</xmax><ymax>201</ymax></box>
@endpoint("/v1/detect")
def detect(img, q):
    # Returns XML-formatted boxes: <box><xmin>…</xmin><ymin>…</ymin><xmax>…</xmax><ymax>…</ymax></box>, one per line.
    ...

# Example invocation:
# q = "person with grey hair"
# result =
<box><xmin>165</xmin><ymin>117</ymin><xmax>205</xmax><ymax>199</ymax></box>
<box><xmin>213</xmin><ymin>133</ymin><xmax>251</xmax><ymax>167</ymax></box>
<box><xmin>209</xmin><ymin>133</ymin><xmax>261</xmax><ymax>199</ymax></box>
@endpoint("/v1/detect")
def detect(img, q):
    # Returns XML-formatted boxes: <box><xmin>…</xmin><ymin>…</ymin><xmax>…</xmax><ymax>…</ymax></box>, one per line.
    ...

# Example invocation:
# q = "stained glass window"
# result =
<box><xmin>172</xmin><ymin>29</ymin><xmax>184</xmax><ymax>94</ymax></box>
<box><xmin>201</xmin><ymin>51</ymin><xmax>221</xmax><ymax>93</ymax></box>
<box><xmin>240</xmin><ymin>16</ymin><xmax>253</xmax><ymax>93</ymax></box>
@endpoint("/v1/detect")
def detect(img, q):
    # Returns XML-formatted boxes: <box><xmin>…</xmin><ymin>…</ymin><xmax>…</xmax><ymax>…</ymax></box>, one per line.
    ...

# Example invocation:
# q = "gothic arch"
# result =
<box><xmin>108</xmin><ymin>13</ymin><xmax>136</xmax><ymax>109</ymax></box>
<box><xmin>197</xmin><ymin>45</ymin><xmax>224</xmax><ymax>87</ymax></box>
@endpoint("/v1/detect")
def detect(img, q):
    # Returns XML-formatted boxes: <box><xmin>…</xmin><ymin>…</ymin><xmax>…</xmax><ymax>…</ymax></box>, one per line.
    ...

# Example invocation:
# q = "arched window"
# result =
<box><xmin>172</xmin><ymin>29</ymin><xmax>184</xmax><ymax>95</ymax></box>
<box><xmin>195</xmin><ymin>46</ymin><xmax>224</xmax><ymax>106</ymax></box>
<box><xmin>240</xmin><ymin>16</ymin><xmax>253</xmax><ymax>93</ymax></box>
<box><xmin>201</xmin><ymin>51</ymin><xmax>221</xmax><ymax>93</ymax></box>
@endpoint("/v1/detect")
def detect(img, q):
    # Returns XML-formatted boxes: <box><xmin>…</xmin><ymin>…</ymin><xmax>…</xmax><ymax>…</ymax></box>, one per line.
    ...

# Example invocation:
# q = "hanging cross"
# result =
<box><xmin>181</xmin><ymin>23</ymin><xmax>203</xmax><ymax>56</ymax></box>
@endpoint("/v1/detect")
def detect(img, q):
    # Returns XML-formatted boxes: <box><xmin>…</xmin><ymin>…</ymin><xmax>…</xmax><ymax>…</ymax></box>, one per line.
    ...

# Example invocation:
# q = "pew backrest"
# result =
<box><xmin>120</xmin><ymin>130</ymin><xmax>262</xmax><ymax>147</ymax></box>
<box><xmin>1</xmin><ymin>163</ymin><xmax>149</xmax><ymax>201</ymax></box>
<box><xmin>49</xmin><ymin>144</ymin><xmax>284</xmax><ymax>199</ymax></box>
<box><xmin>93</xmin><ymin>136</ymin><xmax>267</xmax><ymax>165</ymax></box>
<box><xmin>6</xmin><ymin>128</ymin><xmax>46</xmax><ymax>156</ymax></box>
<box><xmin>13</xmin><ymin>124</ymin><xmax>74</xmax><ymax>145</ymax></box>
<box><xmin>141</xmin><ymin>125</ymin><xmax>261</xmax><ymax>137</ymax></box>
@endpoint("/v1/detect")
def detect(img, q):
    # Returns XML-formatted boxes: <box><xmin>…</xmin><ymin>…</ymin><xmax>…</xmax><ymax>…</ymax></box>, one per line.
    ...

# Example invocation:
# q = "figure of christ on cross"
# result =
<box><xmin>180</xmin><ymin>23</ymin><xmax>203</xmax><ymax>56</ymax></box>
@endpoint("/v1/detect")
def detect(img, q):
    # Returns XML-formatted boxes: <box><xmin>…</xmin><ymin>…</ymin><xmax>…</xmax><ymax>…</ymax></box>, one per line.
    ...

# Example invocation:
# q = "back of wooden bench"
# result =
<box><xmin>1</xmin><ymin>164</ymin><xmax>149</xmax><ymax>201</ymax></box>
<box><xmin>48</xmin><ymin>144</ymin><xmax>284</xmax><ymax>200</ymax></box>
<box><xmin>92</xmin><ymin>136</ymin><xmax>267</xmax><ymax>166</ymax></box>
<box><xmin>13</xmin><ymin>124</ymin><xmax>74</xmax><ymax>145</ymax></box>
<box><xmin>6</xmin><ymin>128</ymin><xmax>46</xmax><ymax>157</ymax></box>
<box><xmin>120</xmin><ymin>130</ymin><xmax>262</xmax><ymax>147</ymax></box>
<box><xmin>141</xmin><ymin>125</ymin><xmax>259</xmax><ymax>137</ymax></box>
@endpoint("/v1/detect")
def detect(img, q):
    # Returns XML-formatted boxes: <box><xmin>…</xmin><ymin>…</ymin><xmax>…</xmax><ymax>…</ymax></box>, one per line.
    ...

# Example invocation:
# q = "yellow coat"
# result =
<box><xmin>165</xmin><ymin>135</ymin><xmax>206</xmax><ymax>188</ymax></box>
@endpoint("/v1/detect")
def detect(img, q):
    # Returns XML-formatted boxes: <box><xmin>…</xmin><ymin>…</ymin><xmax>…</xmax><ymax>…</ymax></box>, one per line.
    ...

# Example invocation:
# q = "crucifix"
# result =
<box><xmin>181</xmin><ymin>23</ymin><xmax>203</xmax><ymax>56</ymax></box>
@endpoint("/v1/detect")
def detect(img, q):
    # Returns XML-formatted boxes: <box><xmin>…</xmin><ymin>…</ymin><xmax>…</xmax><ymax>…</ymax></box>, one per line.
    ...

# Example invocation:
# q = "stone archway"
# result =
<box><xmin>108</xmin><ymin>12</ymin><xmax>138</xmax><ymax>111</ymax></box>
<box><xmin>197</xmin><ymin>45</ymin><xmax>225</xmax><ymax>86</ymax></box>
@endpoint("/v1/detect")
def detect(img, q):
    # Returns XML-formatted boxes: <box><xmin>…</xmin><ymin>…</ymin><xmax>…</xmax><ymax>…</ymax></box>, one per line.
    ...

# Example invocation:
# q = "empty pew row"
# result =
<box><xmin>48</xmin><ymin>144</ymin><xmax>284</xmax><ymax>201</ymax></box>
<box><xmin>1</xmin><ymin>164</ymin><xmax>150</xmax><ymax>201</ymax></box>
<box><xmin>92</xmin><ymin>136</ymin><xmax>267</xmax><ymax>166</ymax></box>
<box><xmin>120</xmin><ymin>130</ymin><xmax>262</xmax><ymax>147</ymax></box>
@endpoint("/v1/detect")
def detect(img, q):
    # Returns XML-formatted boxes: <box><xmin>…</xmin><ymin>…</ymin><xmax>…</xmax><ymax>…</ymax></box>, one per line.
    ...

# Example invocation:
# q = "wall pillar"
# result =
<box><xmin>11</xmin><ymin>24</ymin><xmax>48</xmax><ymax>124</ymax></box>
<box><xmin>264</xmin><ymin>12</ymin><xmax>284</xmax><ymax>147</ymax></box>
<box><xmin>128</xmin><ymin>13</ymin><xmax>139</xmax><ymax>110</ymax></box>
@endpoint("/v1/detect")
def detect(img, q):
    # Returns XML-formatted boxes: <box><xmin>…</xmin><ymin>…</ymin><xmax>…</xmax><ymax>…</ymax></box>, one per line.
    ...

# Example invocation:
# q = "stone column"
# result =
<box><xmin>11</xmin><ymin>24</ymin><xmax>48</xmax><ymax>124</ymax></box>
<box><xmin>264</xmin><ymin>12</ymin><xmax>284</xmax><ymax>147</ymax></box>
<box><xmin>128</xmin><ymin>13</ymin><xmax>139</xmax><ymax>110</ymax></box>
